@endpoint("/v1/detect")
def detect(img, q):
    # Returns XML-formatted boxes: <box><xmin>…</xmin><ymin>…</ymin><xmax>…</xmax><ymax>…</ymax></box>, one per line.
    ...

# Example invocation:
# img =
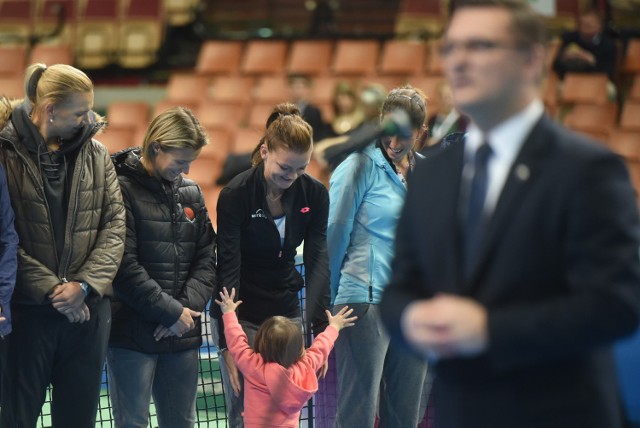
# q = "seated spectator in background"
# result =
<box><xmin>288</xmin><ymin>74</ymin><xmax>326</xmax><ymax>141</ymax></box>
<box><xmin>315</xmin><ymin>83</ymin><xmax>387</xmax><ymax>172</ymax></box>
<box><xmin>215</xmin><ymin>287</ymin><xmax>356</xmax><ymax>428</ymax></box>
<box><xmin>552</xmin><ymin>9</ymin><xmax>618</xmax><ymax>81</ymax></box>
<box><xmin>107</xmin><ymin>107</ymin><xmax>216</xmax><ymax>428</ymax></box>
<box><xmin>420</xmin><ymin>82</ymin><xmax>469</xmax><ymax>155</ymax></box>
<box><xmin>327</xmin><ymin>80</ymin><xmax>364</xmax><ymax>138</ymax></box>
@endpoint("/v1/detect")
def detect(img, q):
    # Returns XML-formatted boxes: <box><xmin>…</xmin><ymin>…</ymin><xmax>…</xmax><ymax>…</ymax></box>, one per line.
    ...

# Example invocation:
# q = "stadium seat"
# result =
<box><xmin>378</xmin><ymin>39</ymin><xmax>426</xmax><ymax>77</ymax></box>
<box><xmin>286</xmin><ymin>40</ymin><xmax>334</xmax><ymax>76</ymax></box>
<box><xmin>560</xmin><ymin>73</ymin><xmax>610</xmax><ymax>105</ymax></box>
<box><xmin>240</xmin><ymin>40</ymin><xmax>288</xmax><ymax>75</ymax></box>
<box><xmin>118</xmin><ymin>0</ymin><xmax>164</xmax><ymax>68</ymax></box>
<box><xmin>30</xmin><ymin>43</ymin><xmax>74</xmax><ymax>66</ymax></box>
<box><xmin>253</xmin><ymin>76</ymin><xmax>290</xmax><ymax>104</ymax></box>
<box><xmin>75</xmin><ymin>0</ymin><xmax>119</xmax><ymax>69</ymax></box>
<box><xmin>623</xmin><ymin>38</ymin><xmax>640</xmax><ymax>75</ymax></box>
<box><xmin>196</xmin><ymin>40</ymin><xmax>244</xmax><ymax>76</ymax></box>
<box><xmin>331</xmin><ymin>40</ymin><xmax>380</xmax><ymax>76</ymax></box>
<box><xmin>0</xmin><ymin>0</ymin><xmax>33</xmax><ymax>45</ymax></box>
<box><xmin>0</xmin><ymin>45</ymin><xmax>27</xmax><ymax>77</ymax></box>
<box><xmin>196</xmin><ymin>101</ymin><xmax>246</xmax><ymax>131</ymax></box>
<box><xmin>620</xmin><ymin>101</ymin><xmax>640</xmax><ymax>132</ymax></box>
<box><xmin>166</xmin><ymin>73</ymin><xmax>212</xmax><ymax>103</ymax></box>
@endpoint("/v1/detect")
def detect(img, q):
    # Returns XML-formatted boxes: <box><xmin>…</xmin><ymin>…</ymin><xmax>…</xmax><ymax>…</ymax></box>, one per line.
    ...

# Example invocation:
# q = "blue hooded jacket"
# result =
<box><xmin>328</xmin><ymin>143</ymin><xmax>418</xmax><ymax>305</ymax></box>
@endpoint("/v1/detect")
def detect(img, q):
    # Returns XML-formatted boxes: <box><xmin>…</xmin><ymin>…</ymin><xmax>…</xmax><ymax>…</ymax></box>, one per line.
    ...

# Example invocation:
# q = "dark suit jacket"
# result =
<box><xmin>381</xmin><ymin>115</ymin><xmax>640</xmax><ymax>428</ymax></box>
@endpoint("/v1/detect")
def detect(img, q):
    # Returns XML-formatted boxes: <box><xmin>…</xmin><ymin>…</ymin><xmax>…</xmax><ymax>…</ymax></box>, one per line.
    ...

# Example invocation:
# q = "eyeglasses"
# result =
<box><xmin>438</xmin><ymin>39</ymin><xmax>525</xmax><ymax>57</ymax></box>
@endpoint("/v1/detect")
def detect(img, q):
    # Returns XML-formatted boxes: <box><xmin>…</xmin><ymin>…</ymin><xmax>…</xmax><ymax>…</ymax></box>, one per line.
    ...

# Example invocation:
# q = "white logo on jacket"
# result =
<box><xmin>251</xmin><ymin>209</ymin><xmax>268</xmax><ymax>219</ymax></box>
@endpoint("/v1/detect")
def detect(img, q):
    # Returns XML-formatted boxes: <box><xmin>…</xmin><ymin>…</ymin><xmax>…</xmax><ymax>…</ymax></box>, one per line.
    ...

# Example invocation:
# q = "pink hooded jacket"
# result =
<box><xmin>223</xmin><ymin>312</ymin><xmax>338</xmax><ymax>427</ymax></box>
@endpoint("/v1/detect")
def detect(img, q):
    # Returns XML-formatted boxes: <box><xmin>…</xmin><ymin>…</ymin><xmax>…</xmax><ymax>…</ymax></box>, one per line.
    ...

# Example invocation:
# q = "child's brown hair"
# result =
<box><xmin>253</xmin><ymin>316</ymin><xmax>304</xmax><ymax>368</ymax></box>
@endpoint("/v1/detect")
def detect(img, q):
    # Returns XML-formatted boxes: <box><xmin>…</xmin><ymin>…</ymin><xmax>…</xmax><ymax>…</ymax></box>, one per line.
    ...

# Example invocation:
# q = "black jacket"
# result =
<box><xmin>110</xmin><ymin>148</ymin><xmax>216</xmax><ymax>353</ymax></box>
<box><xmin>212</xmin><ymin>163</ymin><xmax>330</xmax><ymax>349</ymax></box>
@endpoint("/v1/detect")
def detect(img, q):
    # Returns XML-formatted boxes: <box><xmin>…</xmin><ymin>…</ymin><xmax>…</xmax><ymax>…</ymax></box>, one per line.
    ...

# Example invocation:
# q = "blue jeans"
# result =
<box><xmin>211</xmin><ymin>316</ymin><xmax>302</xmax><ymax>428</ymax></box>
<box><xmin>333</xmin><ymin>303</ymin><xmax>429</xmax><ymax>428</ymax></box>
<box><xmin>106</xmin><ymin>347</ymin><xmax>199</xmax><ymax>428</ymax></box>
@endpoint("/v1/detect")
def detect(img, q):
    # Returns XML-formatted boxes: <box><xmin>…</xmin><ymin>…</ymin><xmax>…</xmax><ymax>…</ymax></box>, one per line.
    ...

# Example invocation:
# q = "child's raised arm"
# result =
<box><xmin>326</xmin><ymin>306</ymin><xmax>357</xmax><ymax>332</ymax></box>
<box><xmin>215</xmin><ymin>287</ymin><xmax>243</xmax><ymax>314</ymax></box>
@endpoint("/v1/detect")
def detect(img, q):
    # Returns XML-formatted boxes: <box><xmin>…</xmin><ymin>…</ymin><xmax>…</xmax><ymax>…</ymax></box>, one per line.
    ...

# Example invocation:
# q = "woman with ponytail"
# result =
<box><xmin>210</xmin><ymin>102</ymin><xmax>330</xmax><ymax>427</ymax></box>
<box><xmin>0</xmin><ymin>63</ymin><xmax>125</xmax><ymax>427</ymax></box>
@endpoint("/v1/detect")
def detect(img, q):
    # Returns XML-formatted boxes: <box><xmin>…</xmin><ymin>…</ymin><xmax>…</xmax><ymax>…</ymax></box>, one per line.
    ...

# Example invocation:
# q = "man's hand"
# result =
<box><xmin>168</xmin><ymin>308</ymin><xmax>200</xmax><ymax>337</ymax></box>
<box><xmin>401</xmin><ymin>294</ymin><xmax>488</xmax><ymax>360</ymax></box>
<box><xmin>222</xmin><ymin>350</ymin><xmax>242</xmax><ymax>397</ymax></box>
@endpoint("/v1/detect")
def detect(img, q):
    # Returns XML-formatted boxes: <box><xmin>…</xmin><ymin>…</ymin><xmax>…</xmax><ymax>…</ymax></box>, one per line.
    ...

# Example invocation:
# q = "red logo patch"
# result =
<box><xmin>184</xmin><ymin>207</ymin><xmax>195</xmax><ymax>220</ymax></box>
<box><xmin>300</xmin><ymin>207</ymin><xmax>310</xmax><ymax>213</ymax></box>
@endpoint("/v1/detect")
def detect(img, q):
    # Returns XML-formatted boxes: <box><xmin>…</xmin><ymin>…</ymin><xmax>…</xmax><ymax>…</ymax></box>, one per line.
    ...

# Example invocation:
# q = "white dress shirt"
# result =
<box><xmin>463</xmin><ymin>99</ymin><xmax>545</xmax><ymax>215</ymax></box>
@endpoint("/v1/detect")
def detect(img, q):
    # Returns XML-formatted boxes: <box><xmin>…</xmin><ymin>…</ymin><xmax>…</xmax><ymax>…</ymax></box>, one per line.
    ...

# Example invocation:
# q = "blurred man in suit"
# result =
<box><xmin>381</xmin><ymin>1</ymin><xmax>640</xmax><ymax>427</ymax></box>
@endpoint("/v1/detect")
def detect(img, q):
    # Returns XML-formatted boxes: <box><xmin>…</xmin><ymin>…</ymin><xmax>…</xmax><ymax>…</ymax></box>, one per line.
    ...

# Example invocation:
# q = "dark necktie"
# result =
<box><xmin>464</xmin><ymin>142</ymin><xmax>493</xmax><ymax>274</ymax></box>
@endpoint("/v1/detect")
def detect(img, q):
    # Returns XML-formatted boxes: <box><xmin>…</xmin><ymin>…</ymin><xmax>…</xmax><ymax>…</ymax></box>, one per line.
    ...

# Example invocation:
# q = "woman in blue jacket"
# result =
<box><xmin>328</xmin><ymin>85</ymin><xmax>429</xmax><ymax>427</ymax></box>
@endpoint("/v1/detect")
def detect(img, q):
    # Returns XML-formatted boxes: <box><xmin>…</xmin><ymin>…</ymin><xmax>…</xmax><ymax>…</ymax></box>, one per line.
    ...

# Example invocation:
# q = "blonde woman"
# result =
<box><xmin>107</xmin><ymin>107</ymin><xmax>216</xmax><ymax>428</ymax></box>
<box><xmin>0</xmin><ymin>63</ymin><xmax>125</xmax><ymax>427</ymax></box>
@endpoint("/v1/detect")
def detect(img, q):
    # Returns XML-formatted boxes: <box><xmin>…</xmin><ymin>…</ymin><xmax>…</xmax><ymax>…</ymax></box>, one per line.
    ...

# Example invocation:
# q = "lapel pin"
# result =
<box><xmin>515</xmin><ymin>164</ymin><xmax>530</xmax><ymax>181</ymax></box>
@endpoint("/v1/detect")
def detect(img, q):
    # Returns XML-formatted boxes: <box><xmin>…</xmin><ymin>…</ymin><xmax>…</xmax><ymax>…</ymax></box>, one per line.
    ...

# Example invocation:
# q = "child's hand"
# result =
<box><xmin>214</xmin><ymin>287</ymin><xmax>242</xmax><ymax>314</ymax></box>
<box><xmin>326</xmin><ymin>306</ymin><xmax>357</xmax><ymax>332</ymax></box>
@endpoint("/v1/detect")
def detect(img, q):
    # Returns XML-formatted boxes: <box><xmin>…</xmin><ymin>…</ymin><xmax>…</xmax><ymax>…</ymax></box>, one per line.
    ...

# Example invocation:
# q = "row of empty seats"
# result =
<box><xmin>0</xmin><ymin>0</ymin><xmax>201</xmax><ymax>70</ymax></box>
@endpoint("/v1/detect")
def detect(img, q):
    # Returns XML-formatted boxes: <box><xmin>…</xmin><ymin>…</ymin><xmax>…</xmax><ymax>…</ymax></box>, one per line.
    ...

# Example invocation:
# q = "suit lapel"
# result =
<box><xmin>465</xmin><ymin>116</ymin><xmax>555</xmax><ymax>287</ymax></box>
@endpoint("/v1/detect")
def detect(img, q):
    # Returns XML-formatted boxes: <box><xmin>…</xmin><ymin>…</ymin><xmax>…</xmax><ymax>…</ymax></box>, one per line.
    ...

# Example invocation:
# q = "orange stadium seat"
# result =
<box><xmin>166</xmin><ymin>73</ymin><xmax>212</xmax><ymax>103</ymax></box>
<box><xmin>331</xmin><ymin>40</ymin><xmax>380</xmax><ymax>76</ymax></box>
<box><xmin>378</xmin><ymin>40</ymin><xmax>426</xmax><ymax>77</ymax></box>
<box><xmin>240</xmin><ymin>40</ymin><xmax>288</xmax><ymax>75</ymax></box>
<box><xmin>96</xmin><ymin>126</ymin><xmax>136</xmax><ymax>154</ymax></box>
<box><xmin>209</xmin><ymin>76</ymin><xmax>256</xmax><ymax>104</ymax></box>
<box><xmin>0</xmin><ymin>45</ymin><xmax>27</xmax><ymax>77</ymax></box>
<box><xmin>607</xmin><ymin>129</ymin><xmax>640</xmax><ymax>162</ymax></box>
<box><xmin>196</xmin><ymin>40</ymin><xmax>244</xmax><ymax>76</ymax></box>
<box><xmin>196</xmin><ymin>101</ymin><xmax>246</xmax><ymax>131</ymax></box>
<box><xmin>560</xmin><ymin>73</ymin><xmax>610</xmax><ymax>105</ymax></box>
<box><xmin>286</xmin><ymin>40</ymin><xmax>333</xmax><ymax>76</ymax></box>
<box><xmin>620</xmin><ymin>101</ymin><xmax>640</xmax><ymax>132</ymax></box>
<box><xmin>623</xmin><ymin>38</ymin><xmax>640</xmax><ymax>75</ymax></box>
<box><xmin>253</xmin><ymin>76</ymin><xmax>290</xmax><ymax>104</ymax></box>
<box><xmin>30</xmin><ymin>44</ymin><xmax>73</xmax><ymax>66</ymax></box>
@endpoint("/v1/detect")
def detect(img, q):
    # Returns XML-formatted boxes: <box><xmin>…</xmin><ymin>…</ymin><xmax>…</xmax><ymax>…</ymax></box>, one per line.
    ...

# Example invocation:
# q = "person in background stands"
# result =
<box><xmin>211</xmin><ymin>102</ymin><xmax>331</xmax><ymax>428</ymax></box>
<box><xmin>381</xmin><ymin>1</ymin><xmax>640</xmax><ymax>427</ymax></box>
<box><xmin>0</xmin><ymin>63</ymin><xmax>125</xmax><ymax>428</ymax></box>
<box><xmin>328</xmin><ymin>85</ymin><xmax>429</xmax><ymax>428</ymax></box>
<box><xmin>107</xmin><ymin>107</ymin><xmax>216</xmax><ymax>428</ymax></box>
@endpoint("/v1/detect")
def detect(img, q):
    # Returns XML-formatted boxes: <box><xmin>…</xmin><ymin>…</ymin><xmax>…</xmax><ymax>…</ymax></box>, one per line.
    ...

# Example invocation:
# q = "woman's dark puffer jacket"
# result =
<box><xmin>109</xmin><ymin>148</ymin><xmax>216</xmax><ymax>354</ymax></box>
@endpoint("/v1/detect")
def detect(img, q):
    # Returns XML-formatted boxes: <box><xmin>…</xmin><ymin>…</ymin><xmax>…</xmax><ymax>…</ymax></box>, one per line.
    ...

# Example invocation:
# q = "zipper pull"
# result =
<box><xmin>278</xmin><ymin>250</ymin><xmax>282</xmax><ymax>258</ymax></box>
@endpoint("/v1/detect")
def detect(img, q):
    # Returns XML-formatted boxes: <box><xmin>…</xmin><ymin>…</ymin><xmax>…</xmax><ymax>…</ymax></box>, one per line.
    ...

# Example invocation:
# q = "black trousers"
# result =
<box><xmin>0</xmin><ymin>298</ymin><xmax>111</xmax><ymax>428</ymax></box>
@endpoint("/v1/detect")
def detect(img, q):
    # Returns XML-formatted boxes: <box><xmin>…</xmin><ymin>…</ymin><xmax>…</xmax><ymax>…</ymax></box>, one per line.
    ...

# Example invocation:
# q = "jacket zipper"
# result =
<box><xmin>368</xmin><ymin>243</ymin><xmax>374</xmax><ymax>303</ymax></box>
<box><xmin>0</xmin><ymin>135</ymin><xmax>61</xmax><ymax>272</ymax></box>
<box><xmin>61</xmin><ymin>149</ymin><xmax>86</xmax><ymax>279</ymax></box>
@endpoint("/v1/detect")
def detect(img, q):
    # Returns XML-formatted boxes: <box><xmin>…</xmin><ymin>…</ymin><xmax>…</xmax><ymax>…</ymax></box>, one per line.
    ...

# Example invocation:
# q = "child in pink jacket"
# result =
<box><xmin>215</xmin><ymin>287</ymin><xmax>356</xmax><ymax>428</ymax></box>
